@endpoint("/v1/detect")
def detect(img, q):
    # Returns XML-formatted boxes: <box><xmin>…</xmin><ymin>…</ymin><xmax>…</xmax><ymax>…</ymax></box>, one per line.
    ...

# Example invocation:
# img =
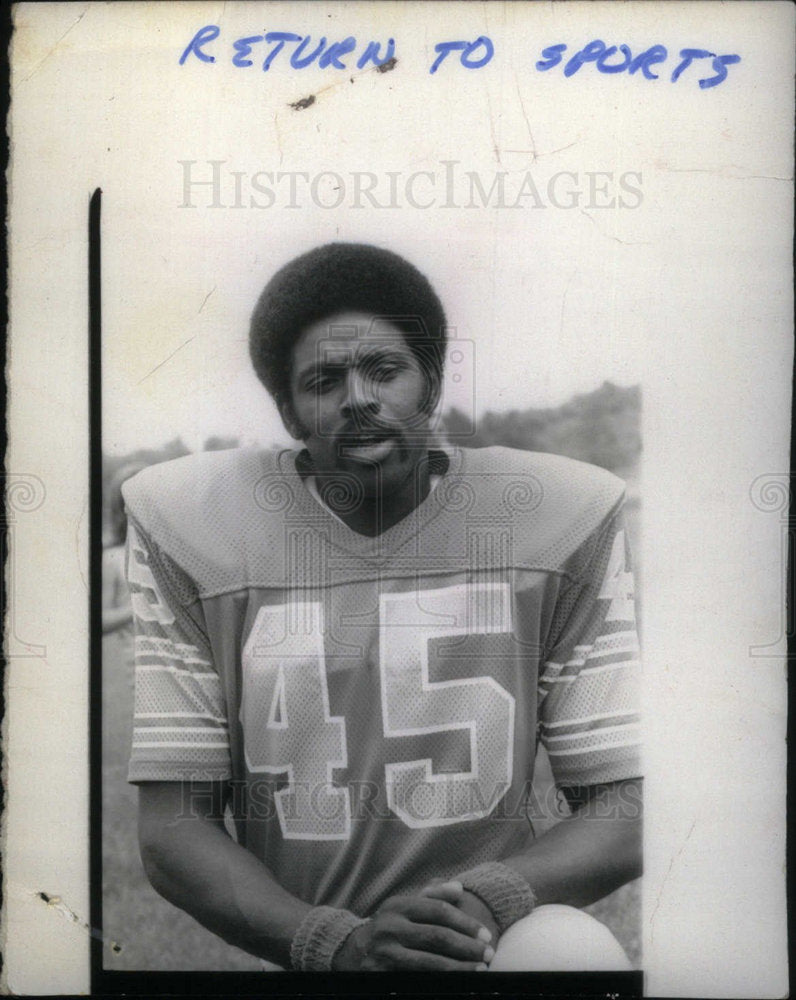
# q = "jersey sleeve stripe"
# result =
<box><xmin>133</xmin><ymin>733</ymin><xmax>229</xmax><ymax>745</ymax></box>
<box><xmin>136</xmin><ymin>635</ymin><xmax>211</xmax><ymax>656</ymax></box>
<box><xmin>128</xmin><ymin>759</ymin><xmax>233</xmax><ymax>783</ymax></box>
<box><xmin>540</xmin><ymin>632</ymin><xmax>639</xmax><ymax>674</ymax></box>
<box><xmin>135</xmin><ymin>711</ymin><xmax>228</xmax><ymax>723</ymax></box>
<box><xmin>541</xmin><ymin>709</ymin><xmax>640</xmax><ymax>731</ymax></box>
<box><xmin>131</xmin><ymin>741</ymin><xmax>231</xmax><ymax>751</ymax></box>
<box><xmin>592</xmin><ymin>631</ymin><xmax>640</xmax><ymax>654</ymax></box>
<box><xmin>545</xmin><ymin>732</ymin><xmax>641</xmax><ymax>757</ymax></box>
<box><xmin>132</xmin><ymin>729</ymin><xmax>230</xmax><ymax>749</ymax></box>
<box><xmin>136</xmin><ymin>664</ymin><xmax>220</xmax><ymax>681</ymax></box>
<box><xmin>552</xmin><ymin>640</ymin><xmax>640</xmax><ymax>673</ymax></box>
<box><xmin>134</xmin><ymin>726</ymin><xmax>229</xmax><ymax>734</ymax></box>
<box><xmin>540</xmin><ymin>658</ymin><xmax>639</xmax><ymax>685</ymax></box>
<box><xmin>135</xmin><ymin>635</ymin><xmax>212</xmax><ymax>668</ymax></box>
<box><xmin>543</xmin><ymin>720</ymin><xmax>641</xmax><ymax>743</ymax></box>
<box><xmin>566</xmin><ymin>631</ymin><xmax>639</xmax><ymax>660</ymax></box>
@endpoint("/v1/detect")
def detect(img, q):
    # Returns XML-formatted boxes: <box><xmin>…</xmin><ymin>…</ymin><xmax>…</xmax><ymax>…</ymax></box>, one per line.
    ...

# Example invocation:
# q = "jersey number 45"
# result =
<box><xmin>241</xmin><ymin>584</ymin><xmax>516</xmax><ymax>841</ymax></box>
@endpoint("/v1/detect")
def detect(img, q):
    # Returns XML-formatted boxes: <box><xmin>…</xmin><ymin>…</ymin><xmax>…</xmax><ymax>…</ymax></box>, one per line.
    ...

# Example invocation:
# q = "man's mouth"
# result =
<box><xmin>338</xmin><ymin>431</ymin><xmax>396</xmax><ymax>463</ymax></box>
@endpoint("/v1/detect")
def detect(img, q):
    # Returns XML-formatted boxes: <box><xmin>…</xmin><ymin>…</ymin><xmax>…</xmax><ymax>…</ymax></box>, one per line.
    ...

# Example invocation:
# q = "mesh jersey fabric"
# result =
<box><xmin>122</xmin><ymin>445</ymin><xmax>641</xmax><ymax>916</ymax></box>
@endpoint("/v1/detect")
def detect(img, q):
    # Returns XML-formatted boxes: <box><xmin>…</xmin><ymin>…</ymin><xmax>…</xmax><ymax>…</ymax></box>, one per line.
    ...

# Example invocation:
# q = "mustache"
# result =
<box><xmin>334</xmin><ymin>420</ymin><xmax>402</xmax><ymax>443</ymax></box>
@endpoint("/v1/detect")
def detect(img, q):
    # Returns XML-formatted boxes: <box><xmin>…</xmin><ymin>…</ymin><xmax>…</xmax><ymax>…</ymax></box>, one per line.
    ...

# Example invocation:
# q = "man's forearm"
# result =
<box><xmin>139</xmin><ymin>793</ymin><xmax>312</xmax><ymax>967</ymax></box>
<box><xmin>138</xmin><ymin>779</ymin><xmax>641</xmax><ymax>967</ymax></box>
<box><xmin>499</xmin><ymin>779</ymin><xmax>642</xmax><ymax>908</ymax></box>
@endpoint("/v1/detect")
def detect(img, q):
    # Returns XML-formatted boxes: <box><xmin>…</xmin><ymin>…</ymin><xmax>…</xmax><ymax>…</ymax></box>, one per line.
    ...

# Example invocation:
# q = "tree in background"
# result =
<box><xmin>202</xmin><ymin>435</ymin><xmax>241</xmax><ymax>452</ymax></box>
<box><xmin>442</xmin><ymin>382</ymin><xmax>640</xmax><ymax>478</ymax></box>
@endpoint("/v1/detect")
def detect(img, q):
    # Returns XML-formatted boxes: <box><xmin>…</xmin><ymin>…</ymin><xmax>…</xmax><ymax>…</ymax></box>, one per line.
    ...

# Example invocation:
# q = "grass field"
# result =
<box><xmin>102</xmin><ymin>628</ymin><xmax>641</xmax><ymax>971</ymax></box>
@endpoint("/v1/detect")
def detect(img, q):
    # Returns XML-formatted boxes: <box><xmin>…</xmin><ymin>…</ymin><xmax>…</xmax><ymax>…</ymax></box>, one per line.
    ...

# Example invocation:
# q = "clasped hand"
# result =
<box><xmin>332</xmin><ymin>881</ymin><xmax>500</xmax><ymax>971</ymax></box>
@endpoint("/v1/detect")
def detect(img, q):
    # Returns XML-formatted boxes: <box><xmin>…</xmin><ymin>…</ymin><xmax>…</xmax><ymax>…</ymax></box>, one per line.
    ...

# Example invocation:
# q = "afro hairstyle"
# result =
<box><xmin>249</xmin><ymin>242</ymin><xmax>447</xmax><ymax>424</ymax></box>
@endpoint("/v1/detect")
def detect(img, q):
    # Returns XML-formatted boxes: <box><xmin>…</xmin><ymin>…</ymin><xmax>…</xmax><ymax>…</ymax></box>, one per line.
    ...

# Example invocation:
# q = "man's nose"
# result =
<box><xmin>341</xmin><ymin>370</ymin><xmax>380</xmax><ymax>422</ymax></box>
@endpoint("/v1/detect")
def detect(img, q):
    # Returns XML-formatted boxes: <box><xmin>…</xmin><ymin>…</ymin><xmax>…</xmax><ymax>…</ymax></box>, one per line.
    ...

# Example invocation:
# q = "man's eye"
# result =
<box><xmin>307</xmin><ymin>375</ymin><xmax>338</xmax><ymax>394</ymax></box>
<box><xmin>370</xmin><ymin>364</ymin><xmax>400</xmax><ymax>382</ymax></box>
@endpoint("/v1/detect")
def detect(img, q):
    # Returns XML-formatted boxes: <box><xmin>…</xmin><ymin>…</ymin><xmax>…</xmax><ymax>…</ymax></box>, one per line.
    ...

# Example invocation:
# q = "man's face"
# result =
<box><xmin>287</xmin><ymin>311</ymin><xmax>436</xmax><ymax>498</ymax></box>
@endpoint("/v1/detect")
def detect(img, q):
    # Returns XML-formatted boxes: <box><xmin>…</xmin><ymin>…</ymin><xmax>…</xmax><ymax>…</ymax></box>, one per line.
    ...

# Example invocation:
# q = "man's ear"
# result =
<box><xmin>278</xmin><ymin>399</ymin><xmax>307</xmax><ymax>441</ymax></box>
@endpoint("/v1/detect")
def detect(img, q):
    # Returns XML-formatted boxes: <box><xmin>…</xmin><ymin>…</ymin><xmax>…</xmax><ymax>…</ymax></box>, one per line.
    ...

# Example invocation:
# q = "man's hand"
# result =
<box><xmin>332</xmin><ymin>889</ymin><xmax>494</xmax><ymax>971</ymax></box>
<box><xmin>421</xmin><ymin>880</ymin><xmax>501</xmax><ymax>960</ymax></box>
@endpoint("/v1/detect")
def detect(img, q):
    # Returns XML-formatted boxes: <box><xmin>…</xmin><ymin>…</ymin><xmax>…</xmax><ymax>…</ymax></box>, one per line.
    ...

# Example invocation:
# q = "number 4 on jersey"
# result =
<box><xmin>241</xmin><ymin>603</ymin><xmax>350</xmax><ymax>840</ymax></box>
<box><xmin>598</xmin><ymin>529</ymin><xmax>635</xmax><ymax>623</ymax></box>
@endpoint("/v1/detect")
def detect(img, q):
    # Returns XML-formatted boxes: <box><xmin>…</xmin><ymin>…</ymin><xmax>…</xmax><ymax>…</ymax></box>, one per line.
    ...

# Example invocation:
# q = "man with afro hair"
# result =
<box><xmin>123</xmin><ymin>242</ymin><xmax>642</xmax><ymax>973</ymax></box>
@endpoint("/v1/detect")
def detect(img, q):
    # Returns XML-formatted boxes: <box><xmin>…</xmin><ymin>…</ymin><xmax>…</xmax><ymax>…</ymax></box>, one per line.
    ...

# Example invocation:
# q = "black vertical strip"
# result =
<box><xmin>88</xmin><ymin>187</ymin><xmax>103</xmax><ymax>988</ymax></box>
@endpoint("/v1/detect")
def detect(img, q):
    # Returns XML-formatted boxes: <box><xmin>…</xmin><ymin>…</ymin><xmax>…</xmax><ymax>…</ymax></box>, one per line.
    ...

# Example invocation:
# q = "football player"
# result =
<box><xmin>123</xmin><ymin>243</ymin><xmax>642</xmax><ymax>972</ymax></box>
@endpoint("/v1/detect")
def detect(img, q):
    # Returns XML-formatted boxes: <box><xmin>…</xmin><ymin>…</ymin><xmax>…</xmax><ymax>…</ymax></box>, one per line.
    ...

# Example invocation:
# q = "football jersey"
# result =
<box><xmin>123</xmin><ymin>446</ymin><xmax>641</xmax><ymax>917</ymax></box>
